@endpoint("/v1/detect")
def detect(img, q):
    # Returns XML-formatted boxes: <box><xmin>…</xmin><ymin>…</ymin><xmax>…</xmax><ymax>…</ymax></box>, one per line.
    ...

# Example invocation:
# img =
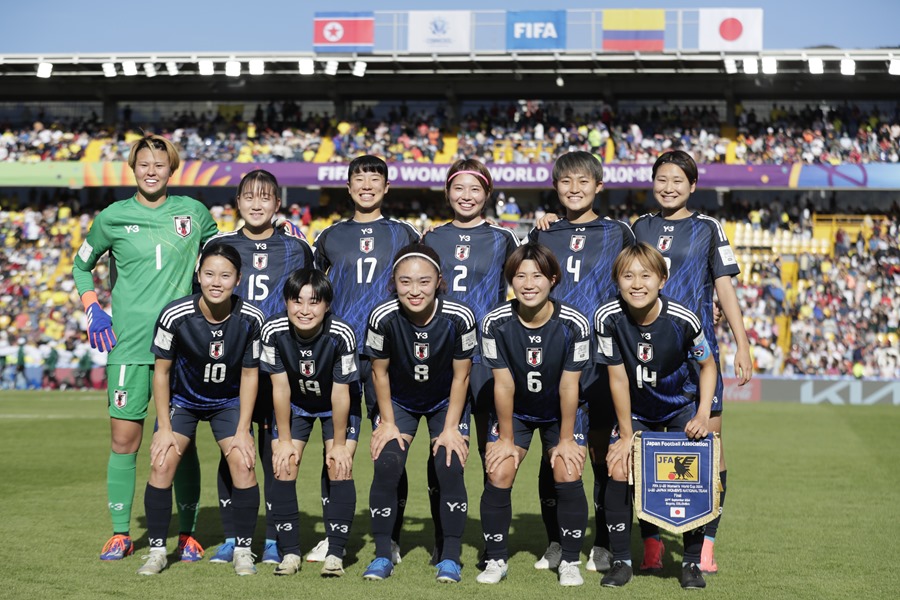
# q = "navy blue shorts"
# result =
<box><xmin>372</xmin><ymin>401</ymin><xmax>471</xmax><ymax>440</ymax></box>
<box><xmin>164</xmin><ymin>403</ymin><xmax>252</xmax><ymax>442</ymax></box>
<box><xmin>609</xmin><ymin>403</ymin><xmax>697</xmax><ymax>444</ymax></box>
<box><xmin>487</xmin><ymin>405</ymin><xmax>589</xmax><ymax>451</ymax></box>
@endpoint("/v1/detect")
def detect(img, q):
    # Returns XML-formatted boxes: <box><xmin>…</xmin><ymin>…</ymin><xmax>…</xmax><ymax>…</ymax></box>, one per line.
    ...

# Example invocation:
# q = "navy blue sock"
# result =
<box><xmin>434</xmin><ymin>446</ymin><xmax>467</xmax><ymax>563</ymax></box>
<box><xmin>605</xmin><ymin>479</ymin><xmax>633</xmax><ymax>562</ymax></box>
<box><xmin>538</xmin><ymin>455</ymin><xmax>560</xmax><ymax>543</ymax></box>
<box><xmin>391</xmin><ymin>467</ymin><xmax>408</xmax><ymax>545</ymax></box>
<box><xmin>427</xmin><ymin>453</ymin><xmax>443</xmax><ymax>551</ymax></box>
<box><xmin>592</xmin><ymin>460</ymin><xmax>610</xmax><ymax>549</ymax></box>
<box><xmin>325</xmin><ymin>479</ymin><xmax>355</xmax><ymax>558</ymax></box>
<box><xmin>232</xmin><ymin>484</ymin><xmax>260</xmax><ymax>549</ymax></box>
<box><xmin>216</xmin><ymin>454</ymin><xmax>235</xmax><ymax>539</ymax></box>
<box><xmin>271</xmin><ymin>479</ymin><xmax>299</xmax><ymax>555</ymax></box>
<box><xmin>144</xmin><ymin>483</ymin><xmax>172</xmax><ymax>551</ymax></box>
<box><xmin>705</xmin><ymin>470</ymin><xmax>727</xmax><ymax>540</ymax></box>
<box><xmin>258</xmin><ymin>426</ymin><xmax>277</xmax><ymax>540</ymax></box>
<box><xmin>370</xmin><ymin>439</ymin><xmax>407</xmax><ymax>558</ymax></box>
<box><xmin>480</xmin><ymin>482</ymin><xmax>511</xmax><ymax>560</ymax></box>
<box><xmin>555</xmin><ymin>480</ymin><xmax>588</xmax><ymax>563</ymax></box>
<box><xmin>320</xmin><ymin>449</ymin><xmax>330</xmax><ymax>525</ymax></box>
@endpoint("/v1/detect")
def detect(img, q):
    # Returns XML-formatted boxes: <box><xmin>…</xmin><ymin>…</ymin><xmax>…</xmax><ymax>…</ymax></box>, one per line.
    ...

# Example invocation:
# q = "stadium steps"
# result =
<box><xmin>433</xmin><ymin>136</ymin><xmax>458</xmax><ymax>163</ymax></box>
<box><xmin>81</xmin><ymin>139</ymin><xmax>107</xmax><ymax>162</ymax></box>
<box><xmin>313</xmin><ymin>137</ymin><xmax>335</xmax><ymax>163</ymax></box>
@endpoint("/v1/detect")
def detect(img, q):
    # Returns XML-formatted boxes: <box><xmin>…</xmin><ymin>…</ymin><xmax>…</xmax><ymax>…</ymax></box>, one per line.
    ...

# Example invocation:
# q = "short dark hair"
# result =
<box><xmin>348</xmin><ymin>154</ymin><xmax>389</xmax><ymax>182</ymax></box>
<box><xmin>199</xmin><ymin>242</ymin><xmax>242</xmax><ymax>274</ymax></box>
<box><xmin>552</xmin><ymin>151</ymin><xmax>603</xmax><ymax>185</ymax></box>
<box><xmin>237</xmin><ymin>169</ymin><xmax>280</xmax><ymax>200</ymax></box>
<box><xmin>503</xmin><ymin>242</ymin><xmax>561</xmax><ymax>289</ymax></box>
<box><xmin>390</xmin><ymin>242</ymin><xmax>447</xmax><ymax>294</ymax></box>
<box><xmin>651</xmin><ymin>150</ymin><xmax>698</xmax><ymax>185</ymax></box>
<box><xmin>282</xmin><ymin>268</ymin><xmax>333</xmax><ymax>304</ymax></box>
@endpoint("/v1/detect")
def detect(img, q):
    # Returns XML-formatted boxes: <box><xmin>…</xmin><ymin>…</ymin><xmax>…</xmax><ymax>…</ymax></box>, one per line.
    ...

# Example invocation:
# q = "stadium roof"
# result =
<box><xmin>2</xmin><ymin>49</ymin><xmax>898</xmax><ymax>103</ymax></box>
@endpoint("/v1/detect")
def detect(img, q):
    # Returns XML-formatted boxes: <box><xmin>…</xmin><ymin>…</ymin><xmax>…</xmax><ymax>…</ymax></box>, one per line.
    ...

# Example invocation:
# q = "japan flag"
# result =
<box><xmin>670</xmin><ymin>506</ymin><xmax>686</xmax><ymax>518</ymax></box>
<box><xmin>698</xmin><ymin>8</ymin><xmax>763</xmax><ymax>52</ymax></box>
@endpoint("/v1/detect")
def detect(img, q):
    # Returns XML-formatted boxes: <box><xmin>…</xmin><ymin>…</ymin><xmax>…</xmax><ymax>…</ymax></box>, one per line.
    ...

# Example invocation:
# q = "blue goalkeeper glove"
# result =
<box><xmin>85</xmin><ymin>301</ymin><xmax>117</xmax><ymax>352</ymax></box>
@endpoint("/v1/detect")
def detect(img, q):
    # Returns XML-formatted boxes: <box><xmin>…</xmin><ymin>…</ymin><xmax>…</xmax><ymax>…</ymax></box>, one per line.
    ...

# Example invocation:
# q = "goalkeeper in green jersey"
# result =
<box><xmin>72</xmin><ymin>135</ymin><xmax>218</xmax><ymax>561</ymax></box>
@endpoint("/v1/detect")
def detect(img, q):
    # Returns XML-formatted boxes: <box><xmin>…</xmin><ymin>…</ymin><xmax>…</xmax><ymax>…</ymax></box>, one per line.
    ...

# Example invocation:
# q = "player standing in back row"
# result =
<box><xmin>312</xmin><ymin>155</ymin><xmax>420</xmax><ymax>563</ymax></box>
<box><xmin>631</xmin><ymin>150</ymin><xmax>752</xmax><ymax>574</ymax></box>
<box><xmin>72</xmin><ymin>135</ymin><xmax>218</xmax><ymax>562</ymax></box>
<box><xmin>529</xmin><ymin>151</ymin><xmax>634</xmax><ymax>573</ymax></box>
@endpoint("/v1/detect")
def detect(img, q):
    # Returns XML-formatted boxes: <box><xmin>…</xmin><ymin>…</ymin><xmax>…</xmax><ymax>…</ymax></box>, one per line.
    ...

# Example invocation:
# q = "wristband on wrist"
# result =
<box><xmin>81</xmin><ymin>291</ymin><xmax>100</xmax><ymax>310</ymax></box>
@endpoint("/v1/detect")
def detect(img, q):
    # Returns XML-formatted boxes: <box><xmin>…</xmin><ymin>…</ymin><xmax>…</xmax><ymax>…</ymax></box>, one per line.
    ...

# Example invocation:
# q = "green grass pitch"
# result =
<box><xmin>1</xmin><ymin>391</ymin><xmax>898</xmax><ymax>599</ymax></box>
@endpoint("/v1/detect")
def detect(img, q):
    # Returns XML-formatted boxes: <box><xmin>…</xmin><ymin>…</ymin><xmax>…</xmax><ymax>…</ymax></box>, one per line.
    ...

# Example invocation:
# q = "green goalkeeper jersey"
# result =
<box><xmin>72</xmin><ymin>194</ymin><xmax>218</xmax><ymax>365</ymax></box>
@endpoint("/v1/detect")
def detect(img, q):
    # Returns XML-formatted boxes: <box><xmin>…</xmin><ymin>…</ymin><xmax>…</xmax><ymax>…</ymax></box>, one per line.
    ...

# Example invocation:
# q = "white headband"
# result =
<box><xmin>393</xmin><ymin>252</ymin><xmax>441</xmax><ymax>273</ymax></box>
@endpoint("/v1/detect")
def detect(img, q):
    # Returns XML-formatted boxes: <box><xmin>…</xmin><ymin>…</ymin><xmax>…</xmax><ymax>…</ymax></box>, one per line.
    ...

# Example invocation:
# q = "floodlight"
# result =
<box><xmin>298</xmin><ymin>58</ymin><xmax>315</xmax><ymax>75</ymax></box>
<box><xmin>102</xmin><ymin>62</ymin><xmax>117</xmax><ymax>77</ymax></box>
<box><xmin>761</xmin><ymin>57</ymin><xmax>777</xmax><ymax>74</ymax></box>
<box><xmin>742</xmin><ymin>57</ymin><xmax>758</xmax><ymax>74</ymax></box>
<box><xmin>324</xmin><ymin>60</ymin><xmax>339</xmax><ymax>76</ymax></box>
<box><xmin>225</xmin><ymin>60</ymin><xmax>241</xmax><ymax>77</ymax></box>
<box><xmin>165</xmin><ymin>61</ymin><xmax>179</xmax><ymax>76</ymax></box>
<box><xmin>248</xmin><ymin>59</ymin><xmax>265</xmax><ymax>75</ymax></box>
<box><xmin>840</xmin><ymin>58</ymin><xmax>855</xmax><ymax>76</ymax></box>
<box><xmin>724</xmin><ymin>58</ymin><xmax>738</xmax><ymax>74</ymax></box>
<box><xmin>352</xmin><ymin>61</ymin><xmax>367</xmax><ymax>77</ymax></box>
<box><xmin>890</xmin><ymin>59</ymin><xmax>900</xmax><ymax>75</ymax></box>
<box><xmin>36</xmin><ymin>62</ymin><xmax>52</xmax><ymax>78</ymax></box>
<box><xmin>143</xmin><ymin>62</ymin><xmax>157</xmax><ymax>77</ymax></box>
<box><xmin>555</xmin><ymin>76</ymin><xmax>564</xmax><ymax>87</ymax></box>
<box><xmin>808</xmin><ymin>57</ymin><xmax>824</xmax><ymax>74</ymax></box>
<box><xmin>122</xmin><ymin>60</ymin><xmax>138</xmax><ymax>76</ymax></box>
<box><xmin>198</xmin><ymin>59</ymin><xmax>215</xmax><ymax>75</ymax></box>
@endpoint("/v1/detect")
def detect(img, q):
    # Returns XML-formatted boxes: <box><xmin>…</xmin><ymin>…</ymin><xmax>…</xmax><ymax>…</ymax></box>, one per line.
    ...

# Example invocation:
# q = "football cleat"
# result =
<box><xmin>136</xmin><ymin>552</ymin><xmax>167</xmax><ymax>576</ymax></box>
<box><xmin>681</xmin><ymin>562</ymin><xmax>707</xmax><ymax>589</ymax></box>
<box><xmin>362</xmin><ymin>557</ymin><xmax>394</xmax><ymax>581</ymax></box>
<box><xmin>233</xmin><ymin>548</ymin><xmax>257</xmax><ymax>576</ymax></box>
<box><xmin>321</xmin><ymin>555</ymin><xmax>345</xmax><ymax>577</ymax></box>
<box><xmin>209</xmin><ymin>539</ymin><xmax>235</xmax><ymax>563</ymax></box>
<box><xmin>262</xmin><ymin>539</ymin><xmax>281</xmax><ymax>565</ymax></box>
<box><xmin>177</xmin><ymin>534</ymin><xmax>204</xmax><ymax>562</ymax></box>
<box><xmin>306</xmin><ymin>539</ymin><xmax>329</xmax><ymax>562</ymax></box>
<box><xmin>476</xmin><ymin>559</ymin><xmax>508</xmax><ymax>584</ymax></box>
<box><xmin>700</xmin><ymin>539</ymin><xmax>718</xmax><ymax>574</ymax></box>
<box><xmin>274</xmin><ymin>553</ymin><xmax>302</xmax><ymax>576</ymax></box>
<box><xmin>435</xmin><ymin>559</ymin><xmax>462</xmax><ymax>583</ymax></box>
<box><xmin>601</xmin><ymin>561</ymin><xmax>634</xmax><ymax>588</ymax></box>
<box><xmin>558</xmin><ymin>560</ymin><xmax>584</xmax><ymax>587</ymax></box>
<box><xmin>586</xmin><ymin>546</ymin><xmax>613</xmax><ymax>572</ymax></box>
<box><xmin>100</xmin><ymin>534</ymin><xmax>134</xmax><ymax>561</ymax></box>
<box><xmin>391</xmin><ymin>540</ymin><xmax>402</xmax><ymax>565</ymax></box>
<box><xmin>640</xmin><ymin>537</ymin><xmax>664</xmax><ymax>572</ymax></box>
<box><xmin>533</xmin><ymin>541</ymin><xmax>562</xmax><ymax>570</ymax></box>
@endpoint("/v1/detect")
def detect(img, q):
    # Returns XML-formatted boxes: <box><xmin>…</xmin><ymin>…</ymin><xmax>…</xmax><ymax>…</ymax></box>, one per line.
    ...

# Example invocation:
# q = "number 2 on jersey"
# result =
<box><xmin>452</xmin><ymin>265</ymin><xmax>467</xmax><ymax>292</ymax></box>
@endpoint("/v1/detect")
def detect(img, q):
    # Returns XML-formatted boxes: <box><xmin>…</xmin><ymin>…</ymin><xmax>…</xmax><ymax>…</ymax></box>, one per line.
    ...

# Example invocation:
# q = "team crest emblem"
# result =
<box><xmin>113</xmin><ymin>390</ymin><xmax>128</xmax><ymax>408</ymax></box>
<box><xmin>253</xmin><ymin>253</ymin><xmax>268</xmax><ymax>270</ymax></box>
<box><xmin>209</xmin><ymin>340</ymin><xmax>224</xmax><ymax>359</ymax></box>
<box><xmin>300</xmin><ymin>360</ymin><xmax>316</xmax><ymax>377</ymax></box>
<box><xmin>657</xmin><ymin>235</ymin><xmax>673</xmax><ymax>252</ymax></box>
<box><xmin>569</xmin><ymin>235</ymin><xmax>586</xmax><ymax>252</ymax></box>
<box><xmin>360</xmin><ymin>237</ymin><xmax>374</xmax><ymax>253</ymax></box>
<box><xmin>174</xmin><ymin>216</ymin><xmax>192</xmax><ymax>238</ymax></box>
<box><xmin>638</xmin><ymin>342</ymin><xmax>653</xmax><ymax>363</ymax></box>
<box><xmin>656</xmin><ymin>454</ymin><xmax>699</xmax><ymax>482</ymax></box>
<box><xmin>526</xmin><ymin>347</ymin><xmax>543</xmax><ymax>367</ymax></box>
<box><xmin>455</xmin><ymin>245</ymin><xmax>470</xmax><ymax>260</ymax></box>
<box><xmin>414</xmin><ymin>342</ymin><xmax>429</xmax><ymax>360</ymax></box>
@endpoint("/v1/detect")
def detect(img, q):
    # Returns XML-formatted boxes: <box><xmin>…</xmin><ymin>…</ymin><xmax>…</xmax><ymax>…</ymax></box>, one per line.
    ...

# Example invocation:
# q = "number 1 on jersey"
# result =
<box><xmin>156</xmin><ymin>244</ymin><xmax>162</xmax><ymax>270</ymax></box>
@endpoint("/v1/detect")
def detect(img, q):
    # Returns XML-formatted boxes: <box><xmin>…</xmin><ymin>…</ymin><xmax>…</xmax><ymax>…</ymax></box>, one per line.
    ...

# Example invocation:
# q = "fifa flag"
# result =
<box><xmin>602</xmin><ymin>9</ymin><xmax>665</xmax><ymax>52</ymax></box>
<box><xmin>408</xmin><ymin>11</ymin><xmax>472</xmax><ymax>53</ymax></box>
<box><xmin>313</xmin><ymin>12</ymin><xmax>374</xmax><ymax>53</ymax></box>
<box><xmin>698</xmin><ymin>9</ymin><xmax>763</xmax><ymax>52</ymax></box>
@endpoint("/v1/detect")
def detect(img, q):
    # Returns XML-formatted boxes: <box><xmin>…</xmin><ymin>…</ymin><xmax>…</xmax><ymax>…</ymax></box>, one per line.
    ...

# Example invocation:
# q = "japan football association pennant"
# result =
<box><xmin>632</xmin><ymin>431</ymin><xmax>721</xmax><ymax>533</ymax></box>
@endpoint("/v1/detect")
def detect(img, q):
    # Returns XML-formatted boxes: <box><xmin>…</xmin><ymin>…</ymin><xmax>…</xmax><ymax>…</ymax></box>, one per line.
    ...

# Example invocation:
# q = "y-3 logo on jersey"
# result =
<box><xmin>174</xmin><ymin>216</ymin><xmax>192</xmax><ymax>238</ymax></box>
<box><xmin>360</xmin><ymin>237</ymin><xmax>374</xmax><ymax>253</ymax></box>
<box><xmin>657</xmin><ymin>235</ymin><xmax>673</xmax><ymax>252</ymax></box>
<box><xmin>526</xmin><ymin>348</ymin><xmax>543</xmax><ymax>366</ymax></box>
<box><xmin>124</xmin><ymin>225</ymin><xmax>140</xmax><ymax>233</ymax></box>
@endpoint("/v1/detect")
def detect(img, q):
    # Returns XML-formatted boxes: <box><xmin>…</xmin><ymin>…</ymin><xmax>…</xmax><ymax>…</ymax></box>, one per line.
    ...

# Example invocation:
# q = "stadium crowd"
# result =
<box><xmin>3</xmin><ymin>99</ymin><xmax>900</xmax><ymax>166</ymax></box>
<box><xmin>2</xmin><ymin>192</ymin><xmax>899</xmax><ymax>388</ymax></box>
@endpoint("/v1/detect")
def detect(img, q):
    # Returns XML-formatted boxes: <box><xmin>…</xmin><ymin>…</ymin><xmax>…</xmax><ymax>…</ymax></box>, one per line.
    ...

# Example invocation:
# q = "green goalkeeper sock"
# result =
<box><xmin>107</xmin><ymin>451</ymin><xmax>137</xmax><ymax>534</ymax></box>
<box><xmin>174</xmin><ymin>443</ymin><xmax>201</xmax><ymax>534</ymax></box>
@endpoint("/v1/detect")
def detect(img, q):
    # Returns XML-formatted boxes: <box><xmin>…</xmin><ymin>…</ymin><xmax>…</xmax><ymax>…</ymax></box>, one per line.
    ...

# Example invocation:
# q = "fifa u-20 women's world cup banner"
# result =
<box><xmin>632</xmin><ymin>431</ymin><xmax>721</xmax><ymax>534</ymax></box>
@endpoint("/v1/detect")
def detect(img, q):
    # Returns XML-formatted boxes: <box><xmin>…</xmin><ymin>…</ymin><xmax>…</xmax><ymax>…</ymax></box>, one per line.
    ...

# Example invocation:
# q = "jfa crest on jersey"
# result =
<box><xmin>253</xmin><ymin>253</ymin><xmax>268</xmax><ymax>270</ymax></box>
<box><xmin>360</xmin><ymin>237</ymin><xmax>374</xmax><ymax>253</ymax></box>
<box><xmin>114</xmin><ymin>389</ymin><xmax>128</xmax><ymax>408</ymax></box>
<box><xmin>455</xmin><ymin>244</ymin><xmax>470</xmax><ymax>260</ymax></box>
<box><xmin>657</xmin><ymin>235</ymin><xmax>673</xmax><ymax>252</ymax></box>
<box><xmin>526</xmin><ymin>347</ymin><xmax>543</xmax><ymax>367</ymax></box>
<box><xmin>300</xmin><ymin>360</ymin><xmax>315</xmax><ymax>377</ymax></box>
<box><xmin>174</xmin><ymin>216</ymin><xmax>192</xmax><ymax>238</ymax></box>
<box><xmin>638</xmin><ymin>342</ymin><xmax>653</xmax><ymax>363</ymax></box>
<box><xmin>569</xmin><ymin>234</ymin><xmax>586</xmax><ymax>252</ymax></box>
<box><xmin>209</xmin><ymin>340</ymin><xmax>224</xmax><ymax>359</ymax></box>
<box><xmin>414</xmin><ymin>342</ymin><xmax>429</xmax><ymax>360</ymax></box>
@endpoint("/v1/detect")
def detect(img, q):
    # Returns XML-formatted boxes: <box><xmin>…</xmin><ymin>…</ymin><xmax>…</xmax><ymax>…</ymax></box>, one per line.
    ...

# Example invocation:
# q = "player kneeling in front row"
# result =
<box><xmin>138</xmin><ymin>243</ymin><xmax>264</xmax><ymax>576</ymax></box>
<box><xmin>478</xmin><ymin>243</ymin><xmax>591</xmax><ymax>587</ymax></box>
<box><xmin>363</xmin><ymin>244</ymin><xmax>476</xmax><ymax>583</ymax></box>
<box><xmin>262</xmin><ymin>268</ymin><xmax>361</xmax><ymax>577</ymax></box>
<box><xmin>594</xmin><ymin>243</ymin><xmax>716</xmax><ymax>590</ymax></box>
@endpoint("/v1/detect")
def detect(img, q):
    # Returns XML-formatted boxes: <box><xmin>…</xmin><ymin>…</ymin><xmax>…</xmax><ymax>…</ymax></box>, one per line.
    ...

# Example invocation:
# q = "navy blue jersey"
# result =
<box><xmin>364</xmin><ymin>297</ymin><xmax>477</xmax><ymax>414</ymax></box>
<box><xmin>151</xmin><ymin>294</ymin><xmax>264</xmax><ymax>410</ymax></box>
<box><xmin>314</xmin><ymin>217</ymin><xmax>420</xmax><ymax>349</ymax></box>
<box><xmin>632</xmin><ymin>212</ymin><xmax>739</xmax><ymax>356</ymax></box>
<box><xmin>260</xmin><ymin>312</ymin><xmax>360</xmax><ymax>417</ymax></box>
<box><xmin>206</xmin><ymin>229</ymin><xmax>314</xmax><ymax>319</ymax></box>
<box><xmin>594</xmin><ymin>295</ymin><xmax>710</xmax><ymax>423</ymax></box>
<box><xmin>481</xmin><ymin>300</ymin><xmax>591</xmax><ymax>423</ymax></box>
<box><xmin>422</xmin><ymin>220</ymin><xmax>519</xmax><ymax>322</ymax></box>
<box><xmin>528</xmin><ymin>217</ymin><xmax>635</xmax><ymax>317</ymax></box>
